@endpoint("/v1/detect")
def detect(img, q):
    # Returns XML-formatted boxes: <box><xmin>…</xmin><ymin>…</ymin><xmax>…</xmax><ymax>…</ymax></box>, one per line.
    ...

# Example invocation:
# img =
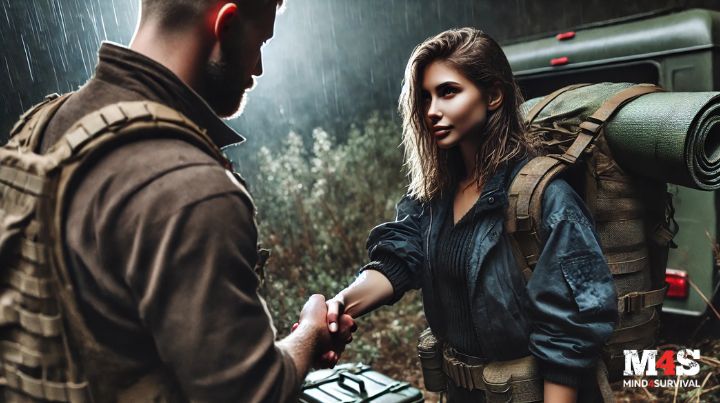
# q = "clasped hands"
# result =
<box><xmin>292</xmin><ymin>294</ymin><xmax>355</xmax><ymax>369</ymax></box>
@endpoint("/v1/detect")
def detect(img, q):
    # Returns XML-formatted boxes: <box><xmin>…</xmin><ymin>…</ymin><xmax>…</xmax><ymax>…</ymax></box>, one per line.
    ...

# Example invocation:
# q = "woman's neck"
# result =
<box><xmin>457</xmin><ymin>135</ymin><xmax>483</xmax><ymax>187</ymax></box>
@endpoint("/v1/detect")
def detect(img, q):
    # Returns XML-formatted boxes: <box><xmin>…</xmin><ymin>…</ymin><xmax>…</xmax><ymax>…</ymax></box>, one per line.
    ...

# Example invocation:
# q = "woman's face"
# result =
<box><xmin>421</xmin><ymin>60</ymin><xmax>497</xmax><ymax>149</ymax></box>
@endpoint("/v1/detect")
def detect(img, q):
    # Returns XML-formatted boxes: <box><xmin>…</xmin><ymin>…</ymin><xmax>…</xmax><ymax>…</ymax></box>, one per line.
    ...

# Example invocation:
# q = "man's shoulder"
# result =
<box><xmin>66</xmin><ymin>135</ymin><xmax>253</xmax><ymax>230</ymax></box>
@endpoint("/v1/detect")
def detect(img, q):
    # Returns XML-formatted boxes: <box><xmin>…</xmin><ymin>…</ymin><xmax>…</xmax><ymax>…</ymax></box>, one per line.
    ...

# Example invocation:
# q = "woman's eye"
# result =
<box><xmin>440</xmin><ymin>87</ymin><xmax>459</xmax><ymax>97</ymax></box>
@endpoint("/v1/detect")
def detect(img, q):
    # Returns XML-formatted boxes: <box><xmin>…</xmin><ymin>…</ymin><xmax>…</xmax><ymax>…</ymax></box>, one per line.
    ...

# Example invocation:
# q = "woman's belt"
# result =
<box><xmin>442</xmin><ymin>345</ymin><xmax>489</xmax><ymax>390</ymax></box>
<box><xmin>442</xmin><ymin>345</ymin><xmax>544</xmax><ymax>402</ymax></box>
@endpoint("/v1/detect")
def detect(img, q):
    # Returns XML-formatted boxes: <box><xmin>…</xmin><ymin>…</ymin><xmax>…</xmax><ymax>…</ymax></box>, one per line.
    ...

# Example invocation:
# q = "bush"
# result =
<box><xmin>252</xmin><ymin>113</ymin><xmax>427</xmax><ymax>369</ymax></box>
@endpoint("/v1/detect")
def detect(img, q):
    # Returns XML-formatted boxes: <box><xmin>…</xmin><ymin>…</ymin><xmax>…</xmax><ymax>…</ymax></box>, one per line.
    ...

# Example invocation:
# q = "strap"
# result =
<box><xmin>506</xmin><ymin>156</ymin><xmax>566</xmax><ymax>270</ymax></box>
<box><xmin>8</xmin><ymin>93</ymin><xmax>73</xmax><ymax>152</ymax></box>
<box><xmin>606</xmin><ymin>252</ymin><xmax>647</xmax><ymax>275</ymax></box>
<box><xmin>0</xmin><ymin>299</ymin><xmax>62</xmax><ymax>337</ymax></box>
<box><xmin>1</xmin><ymin>339</ymin><xmax>62</xmax><ymax>368</ymax></box>
<box><xmin>0</xmin><ymin>165</ymin><xmax>46</xmax><ymax>196</ymax></box>
<box><xmin>54</xmin><ymin>101</ymin><xmax>222</xmax><ymax>162</ymax></box>
<box><xmin>558</xmin><ymin>84</ymin><xmax>664</xmax><ymax>165</ymax></box>
<box><xmin>2</xmin><ymin>267</ymin><xmax>54</xmax><ymax>299</ymax></box>
<box><xmin>1</xmin><ymin>364</ymin><xmax>90</xmax><ymax>403</ymax></box>
<box><xmin>509</xmin><ymin>236</ymin><xmax>533</xmax><ymax>282</ymax></box>
<box><xmin>608</xmin><ymin>310</ymin><xmax>659</xmax><ymax>344</ymax></box>
<box><xmin>9</xmin><ymin>94</ymin><xmax>60</xmax><ymax>139</ymax></box>
<box><xmin>20</xmin><ymin>238</ymin><xmax>48</xmax><ymax>265</ymax></box>
<box><xmin>617</xmin><ymin>286</ymin><xmax>667</xmax><ymax>314</ymax></box>
<box><xmin>524</xmin><ymin>83</ymin><xmax>592</xmax><ymax>124</ymax></box>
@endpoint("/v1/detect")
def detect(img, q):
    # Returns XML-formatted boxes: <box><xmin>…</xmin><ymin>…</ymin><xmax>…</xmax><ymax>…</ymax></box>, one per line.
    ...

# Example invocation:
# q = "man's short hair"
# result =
<box><xmin>141</xmin><ymin>0</ymin><xmax>284</xmax><ymax>30</ymax></box>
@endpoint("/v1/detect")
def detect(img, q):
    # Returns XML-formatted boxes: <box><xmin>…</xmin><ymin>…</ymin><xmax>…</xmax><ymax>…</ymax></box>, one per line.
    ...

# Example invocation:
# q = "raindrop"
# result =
<box><xmin>20</xmin><ymin>34</ymin><xmax>34</xmax><ymax>82</ymax></box>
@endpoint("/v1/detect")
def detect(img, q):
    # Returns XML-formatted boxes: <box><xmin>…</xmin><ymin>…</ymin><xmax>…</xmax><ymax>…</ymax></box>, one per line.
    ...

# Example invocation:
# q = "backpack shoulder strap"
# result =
<box><xmin>7</xmin><ymin>93</ymin><xmax>73</xmax><ymax>152</ymax></box>
<box><xmin>44</xmin><ymin>100</ymin><xmax>228</xmax><ymax>168</ymax></box>
<box><xmin>508</xmin><ymin>84</ymin><xmax>665</xmax><ymax>280</ymax></box>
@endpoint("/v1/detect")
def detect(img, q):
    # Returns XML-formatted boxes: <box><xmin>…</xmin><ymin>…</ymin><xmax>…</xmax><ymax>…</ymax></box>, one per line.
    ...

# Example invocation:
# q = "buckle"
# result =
<box><xmin>624</xmin><ymin>292</ymin><xmax>645</xmax><ymax>313</ymax></box>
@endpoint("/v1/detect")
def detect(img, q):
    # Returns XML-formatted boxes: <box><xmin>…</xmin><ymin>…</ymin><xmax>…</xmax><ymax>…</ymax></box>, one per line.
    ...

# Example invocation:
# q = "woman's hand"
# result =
<box><xmin>326</xmin><ymin>295</ymin><xmax>347</xmax><ymax>333</ymax></box>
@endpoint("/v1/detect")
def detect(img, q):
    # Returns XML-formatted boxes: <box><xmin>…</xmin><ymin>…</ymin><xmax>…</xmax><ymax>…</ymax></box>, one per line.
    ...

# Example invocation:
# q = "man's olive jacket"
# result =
<box><xmin>38</xmin><ymin>41</ymin><xmax>299</xmax><ymax>402</ymax></box>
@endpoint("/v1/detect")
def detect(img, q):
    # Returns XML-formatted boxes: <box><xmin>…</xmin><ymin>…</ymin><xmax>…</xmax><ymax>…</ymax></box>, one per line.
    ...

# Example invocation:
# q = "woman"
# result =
<box><xmin>326</xmin><ymin>28</ymin><xmax>618</xmax><ymax>402</ymax></box>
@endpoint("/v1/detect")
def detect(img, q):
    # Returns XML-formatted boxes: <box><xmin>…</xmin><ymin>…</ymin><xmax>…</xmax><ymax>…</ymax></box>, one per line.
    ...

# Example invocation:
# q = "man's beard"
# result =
<box><xmin>204</xmin><ymin>56</ymin><xmax>249</xmax><ymax>119</ymax></box>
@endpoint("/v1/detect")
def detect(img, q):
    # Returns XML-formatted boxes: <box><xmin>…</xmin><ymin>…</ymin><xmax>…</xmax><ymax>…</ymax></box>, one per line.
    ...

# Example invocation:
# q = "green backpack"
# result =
<box><xmin>506</xmin><ymin>83</ymin><xmax>677</xmax><ymax>385</ymax></box>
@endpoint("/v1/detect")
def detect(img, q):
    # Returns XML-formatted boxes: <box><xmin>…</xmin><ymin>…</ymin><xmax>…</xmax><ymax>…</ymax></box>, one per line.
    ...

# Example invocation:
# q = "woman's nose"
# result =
<box><xmin>427</xmin><ymin>99</ymin><xmax>442</xmax><ymax>122</ymax></box>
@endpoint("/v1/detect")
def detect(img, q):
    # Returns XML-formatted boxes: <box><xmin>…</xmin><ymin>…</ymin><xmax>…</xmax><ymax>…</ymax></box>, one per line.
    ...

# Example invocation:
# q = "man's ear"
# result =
<box><xmin>214</xmin><ymin>3</ymin><xmax>238</xmax><ymax>40</ymax></box>
<box><xmin>487</xmin><ymin>84</ymin><xmax>504</xmax><ymax>112</ymax></box>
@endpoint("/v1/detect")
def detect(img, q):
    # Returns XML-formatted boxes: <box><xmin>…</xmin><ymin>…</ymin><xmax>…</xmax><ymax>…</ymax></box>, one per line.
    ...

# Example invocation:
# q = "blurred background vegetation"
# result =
<box><xmin>250</xmin><ymin>113</ymin><xmax>431</xmax><ymax>383</ymax></box>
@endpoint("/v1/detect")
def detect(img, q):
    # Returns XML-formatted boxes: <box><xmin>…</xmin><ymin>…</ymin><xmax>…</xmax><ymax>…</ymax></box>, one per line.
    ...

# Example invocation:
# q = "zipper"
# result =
<box><xmin>426</xmin><ymin>205</ymin><xmax>433</xmax><ymax>272</ymax></box>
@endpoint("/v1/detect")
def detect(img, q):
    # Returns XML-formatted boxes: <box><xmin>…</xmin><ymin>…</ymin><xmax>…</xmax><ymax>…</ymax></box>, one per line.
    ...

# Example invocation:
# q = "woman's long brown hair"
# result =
<box><xmin>399</xmin><ymin>28</ymin><xmax>532</xmax><ymax>201</ymax></box>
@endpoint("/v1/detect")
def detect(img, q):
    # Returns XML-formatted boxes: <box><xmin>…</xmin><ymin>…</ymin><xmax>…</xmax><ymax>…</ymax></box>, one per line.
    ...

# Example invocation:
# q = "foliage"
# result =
<box><xmin>252</xmin><ymin>113</ymin><xmax>427</xmax><ymax>367</ymax></box>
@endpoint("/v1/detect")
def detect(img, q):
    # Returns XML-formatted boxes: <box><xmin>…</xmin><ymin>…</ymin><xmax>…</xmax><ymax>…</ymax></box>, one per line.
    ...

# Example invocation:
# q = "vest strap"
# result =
<box><xmin>1</xmin><ymin>363</ymin><xmax>90</xmax><ymax>403</ymax></box>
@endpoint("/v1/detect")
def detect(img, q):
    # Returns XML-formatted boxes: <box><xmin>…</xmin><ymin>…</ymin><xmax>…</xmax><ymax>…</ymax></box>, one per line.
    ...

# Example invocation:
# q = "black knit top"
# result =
<box><xmin>432</xmin><ymin>198</ymin><xmax>486</xmax><ymax>358</ymax></box>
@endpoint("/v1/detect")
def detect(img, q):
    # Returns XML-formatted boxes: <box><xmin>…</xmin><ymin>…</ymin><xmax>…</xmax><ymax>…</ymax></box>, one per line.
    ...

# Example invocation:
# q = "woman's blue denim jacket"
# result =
<box><xmin>364</xmin><ymin>160</ymin><xmax>619</xmax><ymax>385</ymax></box>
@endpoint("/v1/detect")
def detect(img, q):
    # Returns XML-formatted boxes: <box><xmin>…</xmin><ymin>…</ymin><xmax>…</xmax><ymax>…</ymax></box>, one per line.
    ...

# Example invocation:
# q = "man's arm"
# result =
<box><xmin>108</xmin><ymin>157</ymin><xmax>314</xmax><ymax>401</ymax></box>
<box><xmin>277</xmin><ymin>295</ymin><xmax>331</xmax><ymax>378</ymax></box>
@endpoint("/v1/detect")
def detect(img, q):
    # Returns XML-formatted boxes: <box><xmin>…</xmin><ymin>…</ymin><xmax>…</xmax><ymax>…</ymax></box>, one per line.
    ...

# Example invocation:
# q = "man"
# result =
<box><xmin>31</xmin><ymin>0</ymin><xmax>354</xmax><ymax>401</ymax></box>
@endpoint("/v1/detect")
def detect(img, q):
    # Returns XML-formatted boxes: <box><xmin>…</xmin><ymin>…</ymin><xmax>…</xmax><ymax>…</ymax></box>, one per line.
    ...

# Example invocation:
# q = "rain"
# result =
<box><xmin>2</xmin><ymin>0</ymin><xmax>715</xmax><ymax>158</ymax></box>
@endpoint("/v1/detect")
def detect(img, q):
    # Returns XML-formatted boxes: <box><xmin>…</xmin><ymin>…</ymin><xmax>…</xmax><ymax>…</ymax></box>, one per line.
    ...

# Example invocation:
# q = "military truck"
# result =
<box><xmin>503</xmin><ymin>8</ymin><xmax>720</xmax><ymax>321</ymax></box>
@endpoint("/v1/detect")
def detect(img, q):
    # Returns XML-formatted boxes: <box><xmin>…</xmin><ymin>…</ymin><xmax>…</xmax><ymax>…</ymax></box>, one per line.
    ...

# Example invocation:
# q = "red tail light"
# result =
<box><xmin>665</xmin><ymin>269</ymin><xmax>689</xmax><ymax>299</ymax></box>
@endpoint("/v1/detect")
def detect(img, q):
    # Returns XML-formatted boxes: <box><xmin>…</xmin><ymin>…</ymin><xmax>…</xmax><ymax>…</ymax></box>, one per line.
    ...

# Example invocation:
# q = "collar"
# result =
<box><xmin>432</xmin><ymin>157</ymin><xmax>528</xmax><ymax>222</ymax></box>
<box><xmin>95</xmin><ymin>41</ymin><xmax>245</xmax><ymax>148</ymax></box>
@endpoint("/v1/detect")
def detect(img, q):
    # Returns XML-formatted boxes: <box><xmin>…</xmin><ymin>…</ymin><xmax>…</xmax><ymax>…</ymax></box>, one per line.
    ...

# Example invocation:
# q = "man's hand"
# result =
<box><xmin>290</xmin><ymin>295</ymin><xmax>357</xmax><ymax>369</ymax></box>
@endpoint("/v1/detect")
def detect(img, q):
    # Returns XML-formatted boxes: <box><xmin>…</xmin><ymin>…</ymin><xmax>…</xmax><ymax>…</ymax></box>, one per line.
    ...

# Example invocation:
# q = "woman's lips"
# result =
<box><xmin>434</xmin><ymin>128</ymin><xmax>452</xmax><ymax>138</ymax></box>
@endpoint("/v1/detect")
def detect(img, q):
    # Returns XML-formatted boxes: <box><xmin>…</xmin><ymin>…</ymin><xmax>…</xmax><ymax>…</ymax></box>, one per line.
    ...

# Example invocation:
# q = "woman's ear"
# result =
<box><xmin>214</xmin><ymin>3</ymin><xmax>239</xmax><ymax>40</ymax></box>
<box><xmin>487</xmin><ymin>84</ymin><xmax>504</xmax><ymax>112</ymax></box>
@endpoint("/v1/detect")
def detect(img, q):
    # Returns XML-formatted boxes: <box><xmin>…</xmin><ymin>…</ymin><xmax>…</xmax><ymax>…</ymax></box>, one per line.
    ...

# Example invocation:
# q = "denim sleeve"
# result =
<box><xmin>361</xmin><ymin>194</ymin><xmax>424</xmax><ymax>302</ymax></box>
<box><xmin>526</xmin><ymin>180</ymin><xmax>619</xmax><ymax>387</ymax></box>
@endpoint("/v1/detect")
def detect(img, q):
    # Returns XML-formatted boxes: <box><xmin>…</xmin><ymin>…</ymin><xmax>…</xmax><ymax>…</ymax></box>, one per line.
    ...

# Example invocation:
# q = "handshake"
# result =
<box><xmin>280</xmin><ymin>270</ymin><xmax>393</xmax><ymax>377</ymax></box>
<box><xmin>290</xmin><ymin>294</ymin><xmax>356</xmax><ymax>369</ymax></box>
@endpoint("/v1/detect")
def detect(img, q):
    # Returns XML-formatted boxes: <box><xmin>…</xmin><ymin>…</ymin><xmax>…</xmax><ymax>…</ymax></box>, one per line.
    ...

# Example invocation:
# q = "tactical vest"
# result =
<box><xmin>0</xmin><ymin>93</ymin><xmax>230</xmax><ymax>402</ymax></box>
<box><xmin>507</xmin><ymin>83</ymin><xmax>677</xmax><ymax>385</ymax></box>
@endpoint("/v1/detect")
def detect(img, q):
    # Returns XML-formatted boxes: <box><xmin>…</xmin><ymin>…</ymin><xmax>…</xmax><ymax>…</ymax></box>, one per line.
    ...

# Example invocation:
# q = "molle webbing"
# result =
<box><xmin>1</xmin><ymin>94</ymin><xmax>227</xmax><ymax>402</ymax></box>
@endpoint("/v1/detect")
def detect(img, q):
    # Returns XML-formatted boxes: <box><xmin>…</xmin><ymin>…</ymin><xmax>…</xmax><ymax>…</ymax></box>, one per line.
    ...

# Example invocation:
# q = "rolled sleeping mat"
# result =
<box><xmin>522</xmin><ymin>82</ymin><xmax>720</xmax><ymax>190</ymax></box>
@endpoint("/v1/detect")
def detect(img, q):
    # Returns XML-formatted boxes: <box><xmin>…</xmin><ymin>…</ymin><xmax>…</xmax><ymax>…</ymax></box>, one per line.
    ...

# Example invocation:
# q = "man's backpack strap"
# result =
<box><xmin>508</xmin><ymin>84</ymin><xmax>665</xmax><ymax>276</ymax></box>
<box><xmin>7</xmin><ymin>93</ymin><xmax>73</xmax><ymax>152</ymax></box>
<box><xmin>43</xmin><ymin>100</ymin><xmax>227</xmax><ymax>168</ymax></box>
